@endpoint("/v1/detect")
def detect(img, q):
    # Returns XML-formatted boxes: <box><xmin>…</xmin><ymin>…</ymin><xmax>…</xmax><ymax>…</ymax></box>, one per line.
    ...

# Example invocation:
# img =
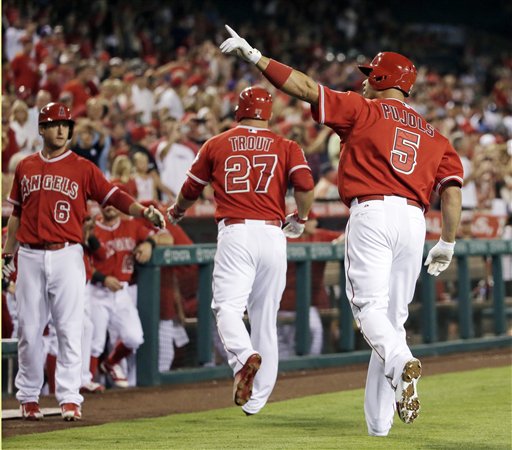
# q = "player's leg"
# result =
<box><xmin>243</xmin><ymin>224</ymin><xmax>287</xmax><ymax>414</ymax></box>
<box><xmin>15</xmin><ymin>248</ymin><xmax>50</xmax><ymax>405</ymax></box>
<box><xmin>211</xmin><ymin>223</ymin><xmax>257</xmax><ymax>373</ymax></box>
<box><xmin>48</xmin><ymin>245</ymin><xmax>86</xmax><ymax>407</ymax></box>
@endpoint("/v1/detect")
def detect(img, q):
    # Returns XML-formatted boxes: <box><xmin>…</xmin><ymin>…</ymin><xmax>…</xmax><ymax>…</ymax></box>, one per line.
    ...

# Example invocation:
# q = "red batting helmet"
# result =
<box><xmin>235</xmin><ymin>86</ymin><xmax>272</xmax><ymax>122</ymax></box>
<box><xmin>358</xmin><ymin>52</ymin><xmax>417</xmax><ymax>97</ymax></box>
<box><xmin>38</xmin><ymin>102</ymin><xmax>75</xmax><ymax>139</ymax></box>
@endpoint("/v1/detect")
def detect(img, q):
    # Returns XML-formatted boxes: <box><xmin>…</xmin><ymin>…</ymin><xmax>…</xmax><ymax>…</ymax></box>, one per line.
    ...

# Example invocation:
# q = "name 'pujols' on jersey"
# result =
<box><xmin>228</xmin><ymin>135</ymin><xmax>274</xmax><ymax>152</ymax></box>
<box><xmin>380</xmin><ymin>103</ymin><xmax>435</xmax><ymax>137</ymax></box>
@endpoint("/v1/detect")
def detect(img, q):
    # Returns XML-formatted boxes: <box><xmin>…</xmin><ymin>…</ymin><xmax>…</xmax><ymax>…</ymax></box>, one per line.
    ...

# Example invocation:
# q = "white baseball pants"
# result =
<box><xmin>212</xmin><ymin>220</ymin><xmax>287</xmax><ymax>414</ymax></box>
<box><xmin>15</xmin><ymin>244</ymin><xmax>85</xmax><ymax>406</ymax></box>
<box><xmin>345</xmin><ymin>196</ymin><xmax>425</xmax><ymax>436</ymax></box>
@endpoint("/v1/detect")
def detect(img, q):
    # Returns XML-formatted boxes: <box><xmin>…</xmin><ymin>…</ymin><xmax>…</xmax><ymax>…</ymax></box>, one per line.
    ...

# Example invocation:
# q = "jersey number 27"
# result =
<box><xmin>225</xmin><ymin>154</ymin><xmax>278</xmax><ymax>193</ymax></box>
<box><xmin>390</xmin><ymin>127</ymin><xmax>420</xmax><ymax>175</ymax></box>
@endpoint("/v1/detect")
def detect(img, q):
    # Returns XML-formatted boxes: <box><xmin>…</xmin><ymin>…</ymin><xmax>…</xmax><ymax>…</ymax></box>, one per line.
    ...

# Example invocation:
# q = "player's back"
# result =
<box><xmin>188</xmin><ymin>125</ymin><xmax>308</xmax><ymax>221</ymax></box>
<box><xmin>338</xmin><ymin>97</ymin><xmax>460</xmax><ymax>208</ymax></box>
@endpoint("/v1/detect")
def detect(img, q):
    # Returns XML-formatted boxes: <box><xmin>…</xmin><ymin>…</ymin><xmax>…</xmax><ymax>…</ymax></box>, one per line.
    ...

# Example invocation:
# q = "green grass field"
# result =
<box><xmin>3</xmin><ymin>366</ymin><xmax>511</xmax><ymax>449</ymax></box>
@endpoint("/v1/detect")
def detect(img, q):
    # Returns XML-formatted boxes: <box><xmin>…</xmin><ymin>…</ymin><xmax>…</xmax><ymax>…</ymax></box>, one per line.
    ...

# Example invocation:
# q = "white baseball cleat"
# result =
<box><xmin>61</xmin><ymin>403</ymin><xmax>82</xmax><ymax>421</ymax></box>
<box><xmin>395</xmin><ymin>358</ymin><xmax>422</xmax><ymax>424</ymax></box>
<box><xmin>80</xmin><ymin>381</ymin><xmax>106</xmax><ymax>394</ymax></box>
<box><xmin>20</xmin><ymin>402</ymin><xmax>44</xmax><ymax>421</ymax></box>
<box><xmin>100</xmin><ymin>361</ymin><xmax>129</xmax><ymax>388</ymax></box>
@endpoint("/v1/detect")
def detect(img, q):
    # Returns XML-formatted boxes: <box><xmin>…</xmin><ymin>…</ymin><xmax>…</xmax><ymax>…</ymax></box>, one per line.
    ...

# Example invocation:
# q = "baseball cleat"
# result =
<box><xmin>80</xmin><ymin>381</ymin><xmax>106</xmax><ymax>394</ymax></box>
<box><xmin>395</xmin><ymin>358</ymin><xmax>422</xmax><ymax>424</ymax></box>
<box><xmin>233</xmin><ymin>353</ymin><xmax>262</xmax><ymax>406</ymax></box>
<box><xmin>100</xmin><ymin>361</ymin><xmax>129</xmax><ymax>388</ymax></box>
<box><xmin>20</xmin><ymin>402</ymin><xmax>43</xmax><ymax>420</ymax></box>
<box><xmin>61</xmin><ymin>403</ymin><xmax>82</xmax><ymax>421</ymax></box>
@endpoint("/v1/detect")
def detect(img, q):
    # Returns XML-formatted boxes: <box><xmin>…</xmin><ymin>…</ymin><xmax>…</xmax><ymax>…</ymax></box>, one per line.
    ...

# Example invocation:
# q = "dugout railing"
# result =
<box><xmin>2</xmin><ymin>239</ymin><xmax>512</xmax><ymax>393</ymax></box>
<box><xmin>134</xmin><ymin>239</ymin><xmax>512</xmax><ymax>387</ymax></box>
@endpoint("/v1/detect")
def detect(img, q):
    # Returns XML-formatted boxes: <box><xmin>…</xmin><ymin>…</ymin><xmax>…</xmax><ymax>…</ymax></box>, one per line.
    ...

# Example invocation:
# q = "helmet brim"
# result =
<box><xmin>358</xmin><ymin>65</ymin><xmax>373</xmax><ymax>76</ymax></box>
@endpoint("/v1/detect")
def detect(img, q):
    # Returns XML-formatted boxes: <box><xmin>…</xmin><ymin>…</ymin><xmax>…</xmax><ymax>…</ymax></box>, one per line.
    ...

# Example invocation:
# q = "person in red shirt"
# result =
<box><xmin>1</xmin><ymin>102</ymin><xmax>165</xmax><ymax>422</ymax></box>
<box><xmin>88</xmin><ymin>206</ymin><xmax>155</xmax><ymax>389</ymax></box>
<box><xmin>167</xmin><ymin>86</ymin><xmax>315</xmax><ymax>415</ymax></box>
<box><xmin>221</xmin><ymin>27</ymin><xmax>463</xmax><ymax>434</ymax></box>
<box><xmin>279</xmin><ymin>214</ymin><xmax>342</xmax><ymax>358</ymax></box>
<box><xmin>10</xmin><ymin>35</ymin><xmax>39</xmax><ymax>97</ymax></box>
<box><xmin>61</xmin><ymin>61</ymin><xmax>99</xmax><ymax>118</ymax></box>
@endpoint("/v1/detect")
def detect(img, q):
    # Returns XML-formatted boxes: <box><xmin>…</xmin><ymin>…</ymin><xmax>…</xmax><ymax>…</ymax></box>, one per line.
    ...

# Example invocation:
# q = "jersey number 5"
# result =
<box><xmin>225</xmin><ymin>154</ymin><xmax>278</xmax><ymax>193</ymax></box>
<box><xmin>390</xmin><ymin>127</ymin><xmax>420</xmax><ymax>175</ymax></box>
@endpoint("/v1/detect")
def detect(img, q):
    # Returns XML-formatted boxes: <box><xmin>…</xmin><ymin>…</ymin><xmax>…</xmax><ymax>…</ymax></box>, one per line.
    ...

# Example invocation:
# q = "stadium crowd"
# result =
<box><xmin>2</xmin><ymin>0</ymin><xmax>512</xmax><ymax>216</ymax></box>
<box><xmin>2</xmin><ymin>0</ymin><xmax>512</xmax><ymax>394</ymax></box>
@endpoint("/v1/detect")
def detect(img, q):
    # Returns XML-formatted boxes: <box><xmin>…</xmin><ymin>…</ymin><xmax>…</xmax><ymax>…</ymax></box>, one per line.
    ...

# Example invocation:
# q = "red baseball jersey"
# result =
<box><xmin>186</xmin><ymin>125</ymin><xmax>312</xmax><ymax>221</ymax></box>
<box><xmin>8</xmin><ymin>150</ymin><xmax>120</xmax><ymax>245</ymax></box>
<box><xmin>312</xmin><ymin>87</ymin><xmax>463</xmax><ymax>209</ymax></box>
<box><xmin>90</xmin><ymin>217</ymin><xmax>152</xmax><ymax>282</ymax></box>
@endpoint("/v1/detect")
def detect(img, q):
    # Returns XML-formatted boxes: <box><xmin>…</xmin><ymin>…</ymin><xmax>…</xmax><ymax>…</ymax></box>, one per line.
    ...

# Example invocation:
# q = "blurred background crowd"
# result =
<box><xmin>2</xmin><ymin>0</ymin><xmax>512</xmax><ymax>221</ymax></box>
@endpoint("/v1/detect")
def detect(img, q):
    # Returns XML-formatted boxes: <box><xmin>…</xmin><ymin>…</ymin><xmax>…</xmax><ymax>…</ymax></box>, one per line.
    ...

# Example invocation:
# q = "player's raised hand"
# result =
<box><xmin>424</xmin><ymin>239</ymin><xmax>455</xmax><ymax>276</ymax></box>
<box><xmin>282</xmin><ymin>212</ymin><xmax>307</xmax><ymax>238</ymax></box>
<box><xmin>220</xmin><ymin>24</ymin><xmax>262</xmax><ymax>64</ymax></box>
<box><xmin>143</xmin><ymin>205</ymin><xmax>166</xmax><ymax>229</ymax></box>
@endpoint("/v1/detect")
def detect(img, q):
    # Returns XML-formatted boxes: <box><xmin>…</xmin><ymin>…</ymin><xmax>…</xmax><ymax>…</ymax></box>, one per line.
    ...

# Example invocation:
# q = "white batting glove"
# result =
<box><xmin>219</xmin><ymin>24</ymin><xmax>262</xmax><ymax>64</ymax></box>
<box><xmin>143</xmin><ymin>205</ymin><xmax>166</xmax><ymax>229</ymax></box>
<box><xmin>166</xmin><ymin>204</ymin><xmax>186</xmax><ymax>225</ymax></box>
<box><xmin>282</xmin><ymin>212</ymin><xmax>307</xmax><ymax>238</ymax></box>
<box><xmin>424</xmin><ymin>239</ymin><xmax>455</xmax><ymax>276</ymax></box>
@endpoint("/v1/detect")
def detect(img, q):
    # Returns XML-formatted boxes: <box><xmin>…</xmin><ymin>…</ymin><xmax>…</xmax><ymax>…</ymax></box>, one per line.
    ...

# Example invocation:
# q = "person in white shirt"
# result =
<box><xmin>155</xmin><ymin>117</ymin><xmax>196</xmax><ymax>201</ymax></box>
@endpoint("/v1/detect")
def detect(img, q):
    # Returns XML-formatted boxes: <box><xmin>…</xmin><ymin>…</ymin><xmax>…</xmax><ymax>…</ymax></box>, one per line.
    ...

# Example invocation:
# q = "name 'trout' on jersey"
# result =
<box><xmin>186</xmin><ymin>125</ymin><xmax>312</xmax><ymax>221</ymax></box>
<box><xmin>8</xmin><ymin>151</ymin><xmax>119</xmax><ymax>244</ymax></box>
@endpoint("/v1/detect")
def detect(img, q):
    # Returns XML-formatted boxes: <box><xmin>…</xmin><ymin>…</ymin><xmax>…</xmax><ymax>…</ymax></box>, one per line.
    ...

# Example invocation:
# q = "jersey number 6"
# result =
<box><xmin>225</xmin><ymin>154</ymin><xmax>278</xmax><ymax>193</ymax></box>
<box><xmin>54</xmin><ymin>200</ymin><xmax>71</xmax><ymax>223</ymax></box>
<box><xmin>390</xmin><ymin>127</ymin><xmax>420</xmax><ymax>175</ymax></box>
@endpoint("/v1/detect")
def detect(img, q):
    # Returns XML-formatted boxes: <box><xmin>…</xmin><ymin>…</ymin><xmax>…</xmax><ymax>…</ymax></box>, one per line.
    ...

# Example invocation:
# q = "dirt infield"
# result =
<box><xmin>2</xmin><ymin>348</ymin><xmax>510</xmax><ymax>438</ymax></box>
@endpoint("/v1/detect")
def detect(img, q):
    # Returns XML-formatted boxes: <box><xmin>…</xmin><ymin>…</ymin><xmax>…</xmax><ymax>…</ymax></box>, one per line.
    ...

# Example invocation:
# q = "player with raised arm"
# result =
<box><xmin>167</xmin><ymin>86</ymin><xmax>315</xmax><ymax>415</ymax></box>
<box><xmin>220</xmin><ymin>26</ymin><xmax>462</xmax><ymax>435</ymax></box>
<box><xmin>1</xmin><ymin>102</ymin><xmax>165</xmax><ymax>421</ymax></box>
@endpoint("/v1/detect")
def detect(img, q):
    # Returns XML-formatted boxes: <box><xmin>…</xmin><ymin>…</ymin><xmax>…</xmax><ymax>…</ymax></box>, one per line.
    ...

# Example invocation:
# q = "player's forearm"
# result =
<box><xmin>3</xmin><ymin>215</ymin><xmax>20</xmax><ymax>254</ymax></box>
<box><xmin>256</xmin><ymin>56</ymin><xmax>319</xmax><ymax>104</ymax></box>
<box><xmin>175</xmin><ymin>192</ymin><xmax>198</xmax><ymax>214</ymax></box>
<box><xmin>294</xmin><ymin>190</ymin><xmax>315</xmax><ymax>220</ymax></box>
<box><xmin>440</xmin><ymin>186</ymin><xmax>462</xmax><ymax>243</ymax></box>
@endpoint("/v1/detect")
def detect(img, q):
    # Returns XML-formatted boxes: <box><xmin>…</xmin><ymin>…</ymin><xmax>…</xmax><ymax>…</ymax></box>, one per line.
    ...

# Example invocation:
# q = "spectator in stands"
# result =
<box><xmin>2</xmin><ymin>97</ymin><xmax>20</xmax><ymax>173</ymax></box>
<box><xmin>278</xmin><ymin>214</ymin><xmax>343</xmax><ymax>358</ymax></box>
<box><xmin>130</xmin><ymin>68</ymin><xmax>155</xmax><ymax>124</ymax></box>
<box><xmin>155</xmin><ymin>117</ymin><xmax>195</xmax><ymax>201</ymax></box>
<box><xmin>110</xmin><ymin>155</ymin><xmax>138</xmax><ymax>198</ymax></box>
<box><xmin>132</xmin><ymin>151</ymin><xmax>174</xmax><ymax>202</ymax></box>
<box><xmin>10</xmin><ymin>34</ymin><xmax>39</xmax><ymax>96</ymax></box>
<box><xmin>9</xmin><ymin>99</ymin><xmax>39</xmax><ymax>156</ymax></box>
<box><xmin>70</xmin><ymin>119</ymin><xmax>110</xmax><ymax>170</ymax></box>
<box><xmin>61</xmin><ymin>60</ymin><xmax>99</xmax><ymax>117</ymax></box>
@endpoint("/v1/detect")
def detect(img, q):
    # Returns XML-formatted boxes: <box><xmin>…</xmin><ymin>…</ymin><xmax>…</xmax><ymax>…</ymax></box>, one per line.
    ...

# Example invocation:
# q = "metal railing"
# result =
<box><xmin>134</xmin><ymin>239</ymin><xmax>512</xmax><ymax>386</ymax></box>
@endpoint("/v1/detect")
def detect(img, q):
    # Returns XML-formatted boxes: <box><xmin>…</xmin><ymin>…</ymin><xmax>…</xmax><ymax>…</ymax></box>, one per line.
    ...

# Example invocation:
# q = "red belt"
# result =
<box><xmin>356</xmin><ymin>195</ymin><xmax>423</xmax><ymax>210</ymax></box>
<box><xmin>21</xmin><ymin>242</ymin><xmax>76</xmax><ymax>250</ymax></box>
<box><xmin>223</xmin><ymin>219</ymin><xmax>282</xmax><ymax>227</ymax></box>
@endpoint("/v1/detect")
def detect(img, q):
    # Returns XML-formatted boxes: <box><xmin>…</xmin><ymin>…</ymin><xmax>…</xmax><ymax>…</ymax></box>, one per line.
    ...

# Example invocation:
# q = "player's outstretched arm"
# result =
<box><xmin>220</xmin><ymin>24</ymin><xmax>319</xmax><ymax>105</ymax></box>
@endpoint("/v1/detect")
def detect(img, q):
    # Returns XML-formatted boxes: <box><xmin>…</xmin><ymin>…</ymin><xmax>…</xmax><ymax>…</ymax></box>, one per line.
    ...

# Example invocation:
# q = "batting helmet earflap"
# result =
<box><xmin>38</xmin><ymin>102</ymin><xmax>75</xmax><ymax>139</ymax></box>
<box><xmin>358</xmin><ymin>52</ymin><xmax>417</xmax><ymax>97</ymax></box>
<box><xmin>235</xmin><ymin>86</ymin><xmax>273</xmax><ymax>122</ymax></box>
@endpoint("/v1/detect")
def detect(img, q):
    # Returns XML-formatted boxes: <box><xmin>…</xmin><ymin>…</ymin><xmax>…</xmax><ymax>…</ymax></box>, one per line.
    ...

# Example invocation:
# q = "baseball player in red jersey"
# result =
<box><xmin>167</xmin><ymin>86</ymin><xmax>315</xmax><ymax>415</ymax></box>
<box><xmin>88</xmin><ymin>206</ymin><xmax>155</xmax><ymax>388</ymax></box>
<box><xmin>221</xmin><ymin>27</ymin><xmax>463</xmax><ymax>434</ymax></box>
<box><xmin>1</xmin><ymin>102</ymin><xmax>165</xmax><ymax>421</ymax></box>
